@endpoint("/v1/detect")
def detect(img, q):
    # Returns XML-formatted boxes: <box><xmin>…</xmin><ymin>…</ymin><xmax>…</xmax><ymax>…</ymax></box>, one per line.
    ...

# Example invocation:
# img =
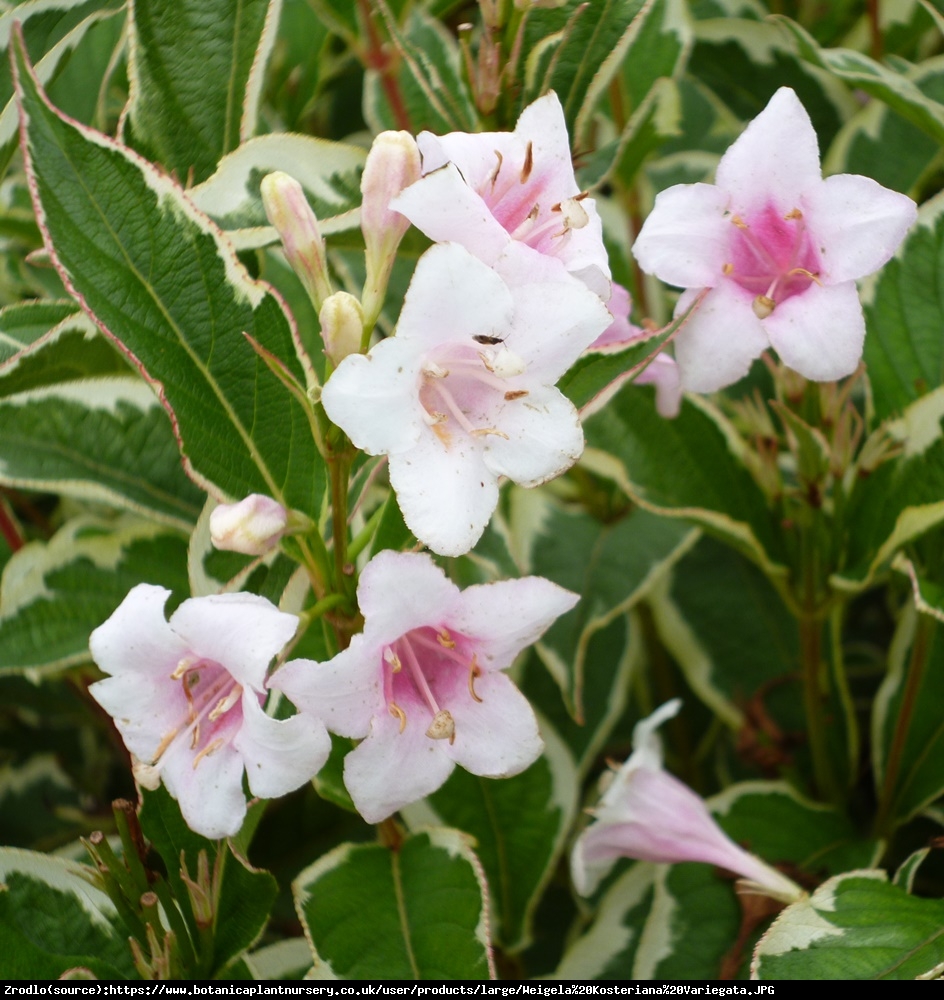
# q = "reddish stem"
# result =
<box><xmin>359</xmin><ymin>0</ymin><xmax>412</xmax><ymax>132</ymax></box>
<box><xmin>0</xmin><ymin>494</ymin><xmax>24</xmax><ymax>551</ymax></box>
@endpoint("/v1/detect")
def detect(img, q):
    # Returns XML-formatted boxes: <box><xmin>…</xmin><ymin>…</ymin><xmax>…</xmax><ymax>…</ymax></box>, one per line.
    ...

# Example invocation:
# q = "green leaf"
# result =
<box><xmin>403</xmin><ymin>723</ymin><xmax>578</xmax><ymax>953</ymax></box>
<box><xmin>0</xmin><ymin>377</ymin><xmax>204</xmax><ymax>529</ymax></box>
<box><xmin>363</xmin><ymin>5</ymin><xmax>476</xmax><ymax>135</ymax></box>
<box><xmin>519</xmin><ymin>0</ymin><xmax>646</xmax><ymax>142</ymax></box>
<box><xmin>872</xmin><ymin>600</ymin><xmax>944</xmax><ymax>827</ymax></box>
<box><xmin>774</xmin><ymin>16</ymin><xmax>944</xmax><ymax>146</ymax></box>
<box><xmin>0</xmin><ymin>517</ymin><xmax>189</xmax><ymax>678</ymax></box>
<box><xmin>0</xmin><ymin>0</ymin><xmax>126</xmax><ymax>179</ymax></box>
<box><xmin>15</xmin><ymin>38</ymin><xmax>325</xmax><ymax>514</ymax></box>
<box><xmin>0</xmin><ymin>847</ymin><xmax>134</xmax><ymax>979</ymax></box>
<box><xmin>294</xmin><ymin>828</ymin><xmax>494</xmax><ymax>980</ymax></box>
<box><xmin>0</xmin><ymin>301</ymin><xmax>130</xmax><ymax>398</ymax></box>
<box><xmin>123</xmin><ymin>0</ymin><xmax>280</xmax><ymax>184</ymax></box>
<box><xmin>863</xmin><ymin>193</ymin><xmax>944</xmax><ymax>423</ymax></box>
<box><xmin>189</xmin><ymin>133</ymin><xmax>365</xmax><ymax>245</ymax></box>
<box><xmin>583</xmin><ymin>385</ymin><xmax>787</xmax><ymax>579</ymax></box>
<box><xmin>753</xmin><ymin>871</ymin><xmax>944</xmax><ymax>980</ymax></box>
<box><xmin>621</xmin><ymin>0</ymin><xmax>692</xmax><ymax>109</ymax></box>
<box><xmin>0</xmin><ymin>755</ymin><xmax>86</xmax><ymax>849</ymax></box>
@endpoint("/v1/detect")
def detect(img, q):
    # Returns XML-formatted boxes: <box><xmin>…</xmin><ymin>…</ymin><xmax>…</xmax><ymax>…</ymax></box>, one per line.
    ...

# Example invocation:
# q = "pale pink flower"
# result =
<box><xmin>589</xmin><ymin>283</ymin><xmax>682</xmax><ymax>418</ymax></box>
<box><xmin>571</xmin><ymin>700</ymin><xmax>803</xmax><ymax>902</ymax></box>
<box><xmin>390</xmin><ymin>92</ymin><xmax>611</xmax><ymax>298</ymax></box>
<box><xmin>209</xmin><ymin>494</ymin><xmax>290</xmax><ymax>556</ymax></box>
<box><xmin>320</xmin><ymin>242</ymin><xmax>611</xmax><ymax>556</ymax></box>
<box><xmin>633</xmin><ymin>87</ymin><xmax>917</xmax><ymax>392</ymax></box>
<box><xmin>270</xmin><ymin>550</ymin><xmax>578</xmax><ymax>824</ymax></box>
<box><xmin>89</xmin><ymin>585</ymin><xmax>330</xmax><ymax>839</ymax></box>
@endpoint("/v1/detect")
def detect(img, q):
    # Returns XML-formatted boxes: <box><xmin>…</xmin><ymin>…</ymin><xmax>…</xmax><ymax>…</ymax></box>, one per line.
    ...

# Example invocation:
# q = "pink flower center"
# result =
<box><xmin>418</xmin><ymin>341</ymin><xmax>527</xmax><ymax>448</ymax></box>
<box><xmin>478</xmin><ymin>145</ymin><xmax>586</xmax><ymax>257</ymax></box>
<box><xmin>725</xmin><ymin>204</ymin><xmax>821</xmax><ymax>317</ymax></box>
<box><xmin>154</xmin><ymin>656</ymin><xmax>247</xmax><ymax>769</ymax></box>
<box><xmin>381</xmin><ymin>626</ymin><xmax>484</xmax><ymax>742</ymax></box>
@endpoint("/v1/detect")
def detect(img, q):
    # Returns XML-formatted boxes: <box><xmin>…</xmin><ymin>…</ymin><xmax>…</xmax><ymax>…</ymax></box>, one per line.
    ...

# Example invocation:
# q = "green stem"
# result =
<box><xmin>800</xmin><ymin>608</ymin><xmax>838</xmax><ymax>801</ymax></box>
<box><xmin>875</xmin><ymin>610</ymin><xmax>936</xmax><ymax>836</ymax></box>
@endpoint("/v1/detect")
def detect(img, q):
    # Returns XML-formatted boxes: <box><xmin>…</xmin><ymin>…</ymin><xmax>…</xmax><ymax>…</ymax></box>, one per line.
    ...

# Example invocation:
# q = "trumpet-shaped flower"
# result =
<box><xmin>571</xmin><ymin>700</ymin><xmax>803</xmax><ymax>903</ymax></box>
<box><xmin>633</xmin><ymin>87</ymin><xmax>917</xmax><ymax>392</ymax></box>
<box><xmin>321</xmin><ymin>242</ymin><xmax>611</xmax><ymax>556</ymax></box>
<box><xmin>270</xmin><ymin>550</ymin><xmax>577</xmax><ymax>824</ymax></box>
<box><xmin>89</xmin><ymin>585</ymin><xmax>330</xmax><ymax>839</ymax></box>
<box><xmin>391</xmin><ymin>92</ymin><xmax>610</xmax><ymax>298</ymax></box>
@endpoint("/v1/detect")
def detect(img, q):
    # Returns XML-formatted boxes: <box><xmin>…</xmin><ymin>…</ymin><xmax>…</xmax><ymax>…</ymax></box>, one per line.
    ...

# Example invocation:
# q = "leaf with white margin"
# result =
<box><xmin>14</xmin><ymin>34</ymin><xmax>324</xmax><ymax>514</ymax></box>
<box><xmin>0</xmin><ymin>301</ymin><xmax>130</xmax><ymax>398</ymax></box>
<box><xmin>188</xmin><ymin>132</ymin><xmax>365</xmax><ymax>249</ymax></box>
<box><xmin>0</xmin><ymin>0</ymin><xmax>125</xmax><ymax>179</ymax></box>
<box><xmin>122</xmin><ymin>0</ymin><xmax>281</xmax><ymax>185</ymax></box>
<box><xmin>0</xmin><ymin>846</ymin><xmax>135</xmax><ymax>979</ymax></box>
<box><xmin>836</xmin><ymin>387</ymin><xmax>944</xmax><ymax>590</ymax></box>
<box><xmin>294</xmin><ymin>828</ymin><xmax>495</xmax><ymax>981</ymax></box>
<box><xmin>0</xmin><ymin>516</ymin><xmax>189</xmax><ymax>678</ymax></box>
<box><xmin>0</xmin><ymin>377</ymin><xmax>204</xmax><ymax>529</ymax></box>
<box><xmin>0</xmin><ymin>754</ymin><xmax>85</xmax><ymax>848</ymax></box>
<box><xmin>752</xmin><ymin>870</ymin><xmax>944</xmax><ymax>980</ymax></box>
<box><xmin>402</xmin><ymin>720</ymin><xmax>578</xmax><ymax>953</ymax></box>
<box><xmin>245</xmin><ymin>938</ymin><xmax>313</xmax><ymax>981</ymax></box>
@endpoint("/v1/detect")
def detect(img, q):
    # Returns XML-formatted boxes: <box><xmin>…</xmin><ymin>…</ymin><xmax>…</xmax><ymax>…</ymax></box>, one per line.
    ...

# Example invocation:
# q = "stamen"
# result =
<box><xmin>437</xmin><ymin>629</ymin><xmax>455</xmax><ymax>649</ymax></box>
<box><xmin>556</xmin><ymin>197</ymin><xmax>589</xmax><ymax>231</ymax></box>
<box><xmin>509</xmin><ymin>204</ymin><xmax>539</xmax><ymax>240</ymax></box>
<box><xmin>426</xmin><ymin>709</ymin><xmax>456</xmax><ymax>743</ymax></box>
<box><xmin>722</xmin><ymin>262</ymin><xmax>734</xmax><ymax>275</ymax></box>
<box><xmin>208</xmin><ymin>687</ymin><xmax>241</xmax><ymax>721</ymax></box>
<box><xmin>468</xmin><ymin>655</ymin><xmax>483</xmax><ymax>703</ymax></box>
<box><xmin>384</xmin><ymin>647</ymin><xmax>403</xmax><ymax>673</ymax></box>
<box><xmin>423</xmin><ymin>361</ymin><xmax>448</xmax><ymax>379</ymax></box>
<box><xmin>504</xmin><ymin>390</ymin><xmax>528</xmax><ymax>401</ymax></box>
<box><xmin>784</xmin><ymin>208</ymin><xmax>802</xmax><ymax>220</ymax></box>
<box><xmin>731</xmin><ymin>215</ymin><xmax>748</xmax><ymax>229</ymax></box>
<box><xmin>520</xmin><ymin>141</ymin><xmax>533</xmax><ymax>183</ymax></box>
<box><xmin>401</xmin><ymin>637</ymin><xmax>443</xmax><ymax>719</ymax></box>
<box><xmin>788</xmin><ymin>267</ymin><xmax>821</xmax><ymax>285</ymax></box>
<box><xmin>487</xmin><ymin>150</ymin><xmax>503</xmax><ymax>190</ymax></box>
<box><xmin>753</xmin><ymin>295</ymin><xmax>776</xmax><ymax>319</ymax></box>
<box><xmin>190</xmin><ymin>724</ymin><xmax>201</xmax><ymax>750</ymax></box>
<box><xmin>389</xmin><ymin>701</ymin><xmax>407</xmax><ymax>733</ymax></box>
<box><xmin>470</xmin><ymin>427</ymin><xmax>509</xmax><ymax>439</ymax></box>
<box><xmin>171</xmin><ymin>655</ymin><xmax>198</xmax><ymax>680</ymax></box>
<box><xmin>192</xmin><ymin>738</ymin><xmax>224</xmax><ymax>769</ymax></box>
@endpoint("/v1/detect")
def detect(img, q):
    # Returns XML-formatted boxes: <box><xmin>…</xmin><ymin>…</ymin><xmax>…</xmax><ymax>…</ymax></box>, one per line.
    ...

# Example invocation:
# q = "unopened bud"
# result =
<box><xmin>209</xmin><ymin>495</ymin><xmax>290</xmax><ymax>556</ymax></box>
<box><xmin>261</xmin><ymin>171</ymin><xmax>333</xmax><ymax>311</ymax></box>
<box><xmin>361</xmin><ymin>132</ymin><xmax>421</xmax><ymax>326</ymax></box>
<box><xmin>514</xmin><ymin>0</ymin><xmax>567</xmax><ymax>8</ymax></box>
<box><xmin>320</xmin><ymin>292</ymin><xmax>364</xmax><ymax>366</ymax></box>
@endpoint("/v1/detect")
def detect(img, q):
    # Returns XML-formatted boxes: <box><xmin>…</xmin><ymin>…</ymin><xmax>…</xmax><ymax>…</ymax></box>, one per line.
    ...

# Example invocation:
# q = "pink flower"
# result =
<box><xmin>89</xmin><ymin>585</ymin><xmax>330</xmax><ymax>839</ymax></box>
<box><xmin>390</xmin><ymin>92</ymin><xmax>610</xmax><ymax>298</ymax></box>
<box><xmin>270</xmin><ymin>550</ymin><xmax>578</xmax><ymax>824</ymax></box>
<box><xmin>633</xmin><ymin>87</ymin><xmax>917</xmax><ymax>392</ymax></box>
<box><xmin>571</xmin><ymin>700</ymin><xmax>803</xmax><ymax>902</ymax></box>
<box><xmin>320</xmin><ymin>242</ymin><xmax>611</xmax><ymax>556</ymax></box>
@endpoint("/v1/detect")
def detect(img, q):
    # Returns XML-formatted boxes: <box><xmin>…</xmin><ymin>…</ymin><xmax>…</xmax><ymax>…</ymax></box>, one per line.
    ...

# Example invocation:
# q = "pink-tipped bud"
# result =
<box><xmin>361</xmin><ymin>132</ymin><xmax>421</xmax><ymax>325</ymax></box>
<box><xmin>320</xmin><ymin>291</ymin><xmax>364</xmax><ymax>366</ymax></box>
<box><xmin>209</xmin><ymin>495</ymin><xmax>290</xmax><ymax>556</ymax></box>
<box><xmin>261</xmin><ymin>172</ymin><xmax>333</xmax><ymax>311</ymax></box>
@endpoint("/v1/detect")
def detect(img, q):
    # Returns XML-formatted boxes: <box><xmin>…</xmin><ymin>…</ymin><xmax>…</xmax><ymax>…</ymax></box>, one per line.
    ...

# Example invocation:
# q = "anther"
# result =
<box><xmin>784</xmin><ymin>208</ymin><xmax>802</xmax><ymax>220</ymax></box>
<box><xmin>731</xmin><ymin>215</ymin><xmax>748</xmax><ymax>229</ymax></box>
<box><xmin>468</xmin><ymin>656</ymin><xmax>483</xmax><ymax>703</ymax></box>
<box><xmin>389</xmin><ymin>701</ymin><xmax>407</xmax><ymax>733</ymax></box>
<box><xmin>192</xmin><ymin>738</ymin><xmax>225</xmax><ymax>768</ymax></box>
<box><xmin>208</xmin><ymin>687</ymin><xmax>241</xmax><ymax>722</ymax></box>
<box><xmin>437</xmin><ymin>629</ymin><xmax>455</xmax><ymax>649</ymax></box>
<box><xmin>488</xmin><ymin>150</ymin><xmax>503</xmax><ymax>189</ymax></box>
<box><xmin>426</xmin><ymin>709</ymin><xmax>456</xmax><ymax>743</ymax></box>
<box><xmin>722</xmin><ymin>262</ymin><xmax>734</xmax><ymax>275</ymax></box>
<box><xmin>520</xmin><ymin>141</ymin><xmax>533</xmax><ymax>183</ymax></box>
<box><xmin>752</xmin><ymin>295</ymin><xmax>776</xmax><ymax>319</ymax></box>
<box><xmin>504</xmin><ymin>390</ymin><xmax>528</xmax><ymax>401</ymax></box>
<box><xmin>384</xmin><ymin>647</ymin><xmax>403</xmax><ymax>673</ymax></box>
<box><xmin>470</xmin><ymin>427</ymin><xmax>509</xmax><ymax>439</ymax></box>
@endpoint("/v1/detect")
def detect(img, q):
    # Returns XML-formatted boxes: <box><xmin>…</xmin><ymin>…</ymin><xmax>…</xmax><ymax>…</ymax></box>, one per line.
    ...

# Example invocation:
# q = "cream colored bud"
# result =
<box><xmin>261</xmin><ymin>171</ymin><xmax>333</xmax><ymax>310</ymax></box>
<box><xmin>320</xmin><ymin>292</ymin><xmax>364</xmax><ymax>366</ymax></box>
<box><xmin>209</xmin><ymin>494</ymin><xmax>290</xmax><ymax>556</ymax></box>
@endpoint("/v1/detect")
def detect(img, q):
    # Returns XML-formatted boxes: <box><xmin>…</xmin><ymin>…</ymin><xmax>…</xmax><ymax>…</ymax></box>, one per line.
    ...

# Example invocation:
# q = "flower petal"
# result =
<box><xmin>391</xmin><ymin>163</ymin><xmax>512</xmax><ymax>264</ymax></box>
<box><xmin>160</xmin><ymin>737</ymin><xmax>247</xmax><ymax>840</ymax></box>
<box><xmin>389</xmin><ymin>427</ymin><xmax>499</xmax><ymax>557</ymax></box>
<box><xmin>270</xmin><ymin>640</ymin><xmax>380</xmax><ymax>739</ymax></box>
<box><xmin>763</xmin><ymin>280</ymin><xmax>865</xmax><ymax>381</ymax></box>
<box><xmin>169</xmin><ymin>593</ymin><xmax>298</xmax><ymax>691</ymax></box>
<box><xmin>235</xmin><ymin>692</ymin><xmax>330</xmax><ymax>798</ymax></box>
<box><xmin>805</xmin><ymin>173</ymin><xmax>917</xmax><ymax>283</ymax></box>
<box><xmin>356</xmin><ymin>550</ymin><xmax>459</xmax><ymax>640</ymax></box>
<box><xmin>321</xmin><ymin>337</ymin><xmax>425</xmax><ymax>456</ymax></box>
<box><xmin>344</xmin><ymin>709</ymin><xmax>455</xmax><ymax>823</ymax></box>
<box><xmin>673</xmin><ymin>284</ymin><xmax>769</xmax><ymax>392</ymax></box>
<box><xmin>632</xmin><ymin>182</ymin><xmax>732</xmax><ymax>288</ymax></box>
<box><xmin>444</xmin><ymin>671</ymin><xmax>543</xmax><ymax>777</ymax></box>
<box><xmin>482</xmin><ymin>386</ymin><xmax>584</xmax><ymax>487</ymax></box>
<box><xmin>449</xmin><ymin>576</ymin><xmax>579</xmax><ymax>671</ymax></box>
<box><xmin>715</xmin><ymin>87</ymin><xmax>822</xmax><ymax>211</ymax></box>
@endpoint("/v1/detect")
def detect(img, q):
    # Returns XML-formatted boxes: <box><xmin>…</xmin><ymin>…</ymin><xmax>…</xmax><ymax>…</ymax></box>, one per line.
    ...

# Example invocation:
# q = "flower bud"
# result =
<box><xmin>261</xmin><ymin>171</ymin><xmax>333</xmax><ymax>311</ymax></box>
<box><xmin>209</xmin><ymin>494</ymin><xmax>290</xmax><ymax>556</ymax></box>
<box><xmin>320</xmin><ymin>291</ymin><xmax>364</xmax><ymax>366</ymax></box>
<box><xmin>361</xmin><ymin>132</ymin><xmax>421</xmax><ymax>325</ymax></box>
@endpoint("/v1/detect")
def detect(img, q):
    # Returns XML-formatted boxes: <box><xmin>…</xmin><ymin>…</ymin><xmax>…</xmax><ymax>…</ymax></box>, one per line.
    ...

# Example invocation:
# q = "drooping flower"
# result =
<box><xmin>632</xmin><ymin>87</ymin><xmax>917</xmax><ymax>392</ymax></box>
<box><xmin>390</xmin><ymin>92</ymin><xmax>611</xmax><ymax>298</ymax></box>
<box><xmin>270</xmin><ymin>550</ymin><xmax>577</xmax><ymax>824</ymax></box>
<box><xmin>320</xmin><ymin>241</ymin><xmax>611</xmax><ymax>556</ymax></box>
<box><xmin>571</xmin><ymin>700</ymin><xmax>803</xmax><ymax>903</ymax></box>
<box><xmin>89</xmin><ymin>585</ymin><xmax>330</xmax><ymax>839</ymax></box>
